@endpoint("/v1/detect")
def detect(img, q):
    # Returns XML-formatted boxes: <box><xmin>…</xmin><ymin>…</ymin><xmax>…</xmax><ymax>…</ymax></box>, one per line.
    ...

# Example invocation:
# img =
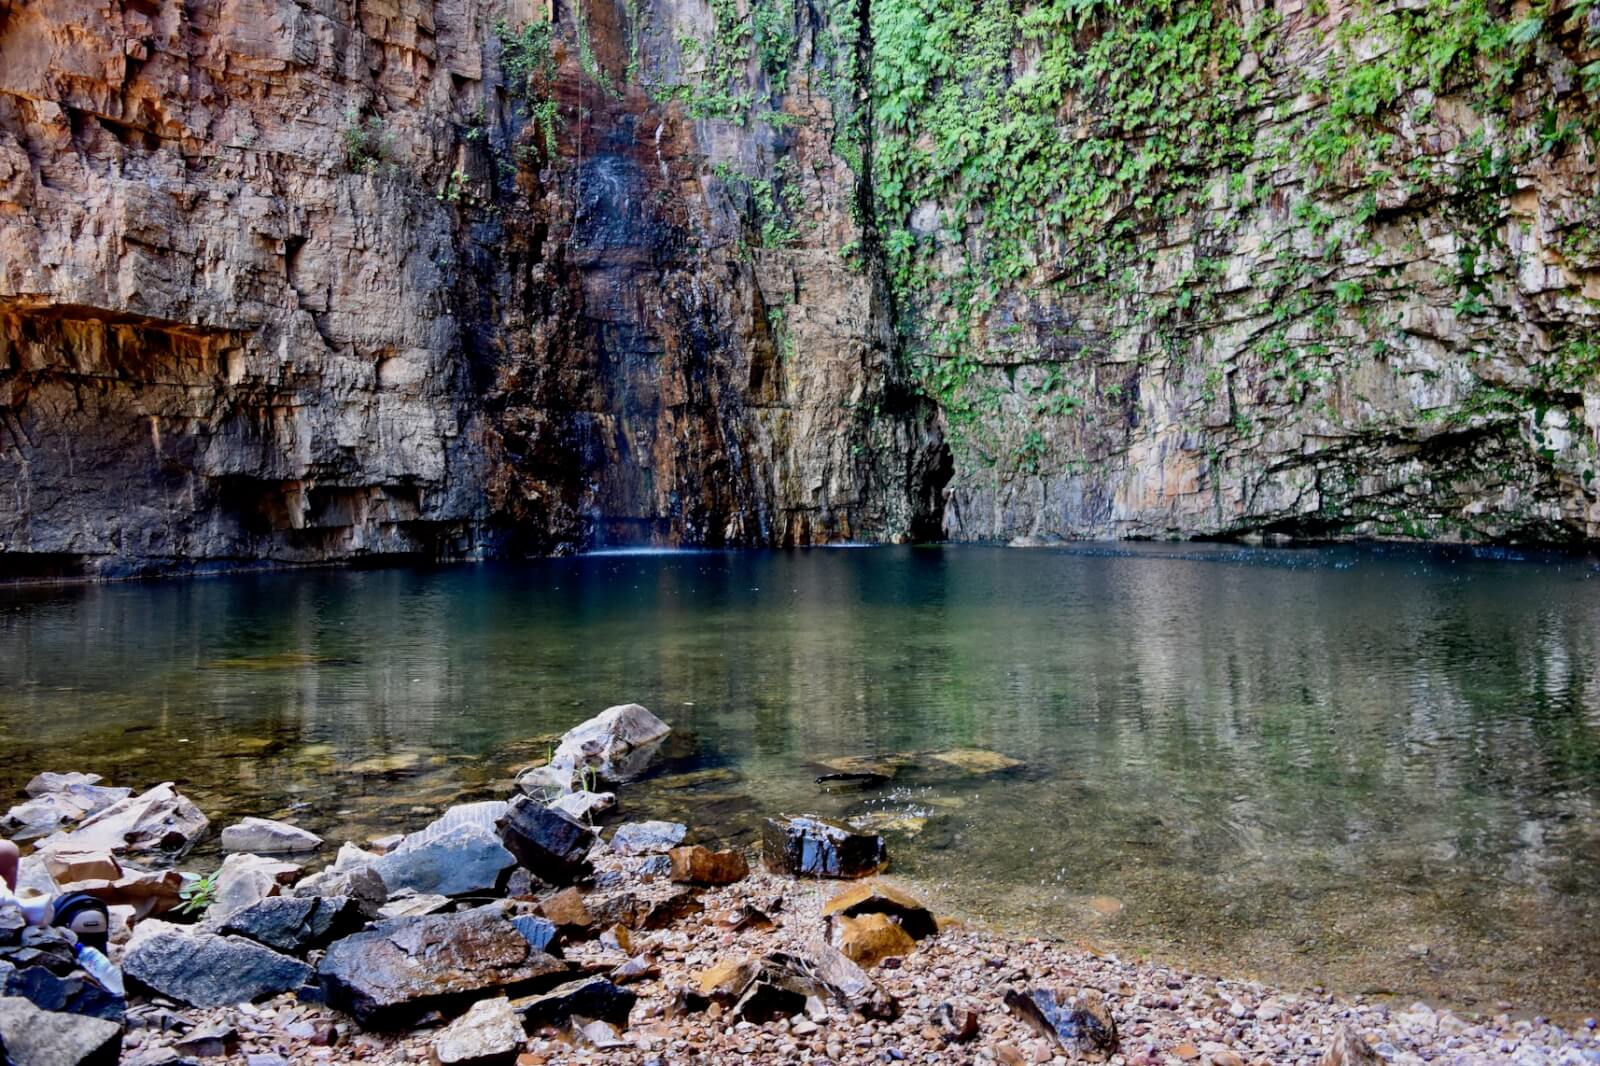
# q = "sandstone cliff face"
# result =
<box><xmin>0</xmin><ymin>0</ymin><xmax>496</xmax><ymax>576</ymax></box>
<box><xmin>1</xmin><ymin>0</ymin><xmax>1596</xmax><ymax>578</ymax></box>
<box><xmin>872</xmin><ymin>0</ymin><xmax>1600</xmax><ymax>545</ymax></box>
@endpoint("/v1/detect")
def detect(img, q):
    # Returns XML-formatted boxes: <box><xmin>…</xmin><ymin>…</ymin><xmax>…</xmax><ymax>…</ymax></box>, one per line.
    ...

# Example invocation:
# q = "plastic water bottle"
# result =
<box><xmin>73</xmin><ymin>942</ymin><xmax>125</xmax><ymax>998</ymax></box>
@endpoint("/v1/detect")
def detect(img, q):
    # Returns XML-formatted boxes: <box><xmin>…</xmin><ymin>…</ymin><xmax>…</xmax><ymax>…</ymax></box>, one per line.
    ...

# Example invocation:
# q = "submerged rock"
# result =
<box><xmin>609</xmin><ymin>821</ymin><xmax>686</xmax><ymax>856</ymax></box>
<box><xmin>815</xmin><ymin>772</ymin><xmax>892</xmax><ymax>791</ymax></box>
<box><xmin>1003</xmin><ymin>987</ymin><xmax>1119</xmax><ymax>1060</ymax></box>
<box><xmin>762</xmin><ymin>816</ymin><xmax>886</xmax><ymax>879</ymax></box>
<box><xmin>219</xmin><ymin>817</ymin><xmax>323</xmax><ymax>854</ymax></box>
<box><xmin>821</xmin><ymin>882</ymin><xmax>937</xmax><ymax>939</ymax></box>
<box><xmin>667</xmin><ymin>845</ymin><xmax>748</xmax><ymax>886</ymax></box>
<box><xmin>317</xmin><ymin>905</ymin><xmax>567</xmax><ymax>1029</ymax></box>
<box><xmin>0</xmin><ymin>994</ymin><xmax>122</xmax><ymax>1066</ymax></box>
<box><xmin>846</xmin><ymin>811</ymin><xmax>930</xmax><ymax>837</ymax></box>
<box><xmin>218</xmin><ymin>895</ymin><xmax>365</xmax><ymax>955</ymax></box>
<box><xmin>430</xmin><ymin>996</ymin><xmax>525</xmax><ymax>1066</ymax></box>
<box><xmin>924</xmin><ymin>748</ymin><xmax>1024</xmax><ymax>774</ymax></box>
<box><xmin>123</xmin><ymin>925</ymin><xmax>311</xmax><ymax>1007</ymax></box>
<box><xmin>39</xmin><ymin>784</ymin><xmax>207</xmax><ymax>860</ymax></box>
<box><xmin>497</xmin><ymin>798</ymin><xmax>594</xmax><ymax>884</ymax></box>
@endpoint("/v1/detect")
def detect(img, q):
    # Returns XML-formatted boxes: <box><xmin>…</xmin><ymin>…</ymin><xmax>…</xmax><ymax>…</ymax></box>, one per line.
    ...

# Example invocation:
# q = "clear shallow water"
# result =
<box><xmin>2</xmin><ymin>544</ymin><xmax>1598</xmax><ymax>1016</ymax></box>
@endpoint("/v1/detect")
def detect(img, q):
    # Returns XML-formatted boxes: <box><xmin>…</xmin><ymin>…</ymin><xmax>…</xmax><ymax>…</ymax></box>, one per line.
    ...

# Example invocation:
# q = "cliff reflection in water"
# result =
<box><xmin>1</xmin><ymin>544</ymin><xmax>1597</xmax><ymax>1015</ymax></box>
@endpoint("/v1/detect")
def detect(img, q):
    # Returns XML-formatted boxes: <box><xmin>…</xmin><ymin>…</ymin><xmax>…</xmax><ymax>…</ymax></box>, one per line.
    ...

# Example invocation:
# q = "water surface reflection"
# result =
<box><xmin>1</xmin><ymin>544</ymin><xmax>1596</xmax><ymax>1014</ymax></box>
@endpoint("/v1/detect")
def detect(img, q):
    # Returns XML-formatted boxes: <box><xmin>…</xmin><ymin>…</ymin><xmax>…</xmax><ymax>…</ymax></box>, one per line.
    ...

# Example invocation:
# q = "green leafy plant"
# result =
<box><xmin>177</xmin><ymin>871</ymin><xmax>219</xmax><ymax>916</ymax></box>
<box><xmin>342</xmin><ymin>112</ymin><xmax>393</xmax><ymax>173</ymax></box>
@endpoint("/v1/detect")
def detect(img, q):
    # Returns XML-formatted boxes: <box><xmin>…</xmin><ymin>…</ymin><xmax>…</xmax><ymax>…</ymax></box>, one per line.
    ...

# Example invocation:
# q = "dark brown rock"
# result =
<box><xmin>497</xmin><ymin>798</ymin><xmax>594</xmax><ymax>885</ymax></box>
<box><xmin>317</xmin><ymin>906</ymin><xmax>569</xmax><ymax>1029</ymax></box>
<box><xmin>821</xmin><ymin>881</ymin><xmax>937</xmax><ymax>939</ymax></box>
<box><xmin>512</xmin><ymin>976</ymin><xmax>635</xmax><ymax>1031</ymax></box>
<box><xmin>668</xmin><ymin>845</ymin><xmax>749</xmax><ymax>886</ymax></box>
<box><xmin>762</xmin><ymin>816</ymin><xmax>886</xmax><ymax>879</ymax></box>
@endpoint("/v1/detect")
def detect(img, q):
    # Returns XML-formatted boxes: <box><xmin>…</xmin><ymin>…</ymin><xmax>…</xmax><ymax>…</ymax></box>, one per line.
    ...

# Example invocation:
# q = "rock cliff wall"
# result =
<box><xmin>1</xmin><ymin>0</ymin><xmax>1596</xmax><ymax>578</ymax></box>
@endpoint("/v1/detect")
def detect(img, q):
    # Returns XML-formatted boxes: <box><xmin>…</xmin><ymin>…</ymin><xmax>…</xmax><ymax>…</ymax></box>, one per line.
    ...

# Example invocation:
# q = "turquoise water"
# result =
<box><xmin>2</xmin><ymin>544</ymin><xmax>1598</xmax><ymax>1015</ymax></box>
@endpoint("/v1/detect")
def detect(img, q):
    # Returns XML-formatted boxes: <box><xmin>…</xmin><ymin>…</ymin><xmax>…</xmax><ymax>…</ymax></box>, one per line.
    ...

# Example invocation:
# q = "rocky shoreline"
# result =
<box><xmin>1</xmin><ymin>705</ymin><xmax>1596</xmax><ymax>1066</ymax></box>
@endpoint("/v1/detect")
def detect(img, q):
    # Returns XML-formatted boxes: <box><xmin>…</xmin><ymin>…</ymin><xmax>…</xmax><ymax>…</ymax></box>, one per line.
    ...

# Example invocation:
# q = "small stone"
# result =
<box><xmin>1320</xmin><ymin>1024</ymin><xmax>1383</xmax><ymax>1066</ymax></box>
<box><xmin>431</xmin><ymin>996</ymin><xmax>525</xmax><ymax>1066</ymax></box>
<box><xmin>609</xmin><ymin>822</ymin><xmax>688</xmax><ymax>857</ymax></box>
<box><xmin>830</xmin><ymin>913</ymin><xmax>916</xmax><ymax>968</ymax></box>
<box><xmin>38</xmin><ymin>849</ymin><xmax>122</xmax><ymax>885</ymax></box>
<box><xmin>510</xmin><ymin>914</ymin><xmax>560</xmax><ymax>954</ymax></box>
<box><xmin>173</xmin><ymin>1023</ymin><xmax>239</xmax><ymax>1058</ymax></box>
<box><xmin>611</xmin><ymin>954</ymin><xmax>659</xmax><ymax>985</ymax></box>
<box><xmin>936</xmin><ymin>1001</ymin><xmax>980</xmax><ymax>1043</ymax></box>
<box><xmin>538</xmin><ymin>888</ymin><xmax>593</xmax><ymax>930</ymax></box>
<box><xmin>1004</xmin><ymin>987</ymin><xmax>1118</xmax><ymax>1060</ymax></box>
<box><xmin>667</xmin><ymin>845</ymin><xmax>749</xmax><ymax>886</ymax></box>
<box><xmin>696</xmin><ymin>959</ymin><xmax>758</xmax><ymax>1002</ymax></box>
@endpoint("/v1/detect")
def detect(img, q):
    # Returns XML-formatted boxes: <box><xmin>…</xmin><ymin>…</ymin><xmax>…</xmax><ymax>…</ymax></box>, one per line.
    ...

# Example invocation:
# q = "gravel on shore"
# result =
<box><xmin>120</xmin><ymin>868</ymin><xmax>1600</xmax><ymax>1066</ymax></box>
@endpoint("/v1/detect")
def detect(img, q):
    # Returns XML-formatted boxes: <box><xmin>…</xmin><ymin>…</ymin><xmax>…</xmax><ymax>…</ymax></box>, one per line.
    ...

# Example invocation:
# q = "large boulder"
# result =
<box><xmin>317</xmin><ymin>905</ymin><xmax>568</xmax><ymax>1029</ymax></box>
<box><xmin>2</xmin><ymin>774</ymin><xmax>131</xmax><ymax>841</ymax></box>
<box><xmin>761</xmin><ymin>816</ymin><xmax>886</xmax><ymax>878</ymax></box>
<box><xmin>431</xmin><ymin>996</ymin><xmax>526</xmax><ymax>1066</ymax></box>
<box><xmin>0</xmin><ymin>995</ymin><xmax>122</xmax><ymax>1066</ymax></box>
<box><xmin>218</xmin><ymin>895</ymin><xmax>366</xmax><ymax>955</ymax></box>
<box><xmin>122</xmin><ymin>924</ymin><xmax>311</xmax><ymax>1007</ymax></box>
<box><xmin>521</xmin><ymin>705</ymin><xmax>671</xmax><ymax>794</ymax></box>
<box><xmin>373</xmin><ymin>803</ymin><xmax>516</xmax><ymax>898</ymax></box>
<box><xmin>497</xmin><ymin>798</ymin><xmax>594</xmax><ymax>884</ymax></box>
<box><xmin>220</xmin><ymin>817</ymin><xmax>323</xmax><ymax>854</ymax></box>
<box><xmin>38</xmin><ymin>784</ymin><xmax>207</xmax><ymax>860</ymax></box>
